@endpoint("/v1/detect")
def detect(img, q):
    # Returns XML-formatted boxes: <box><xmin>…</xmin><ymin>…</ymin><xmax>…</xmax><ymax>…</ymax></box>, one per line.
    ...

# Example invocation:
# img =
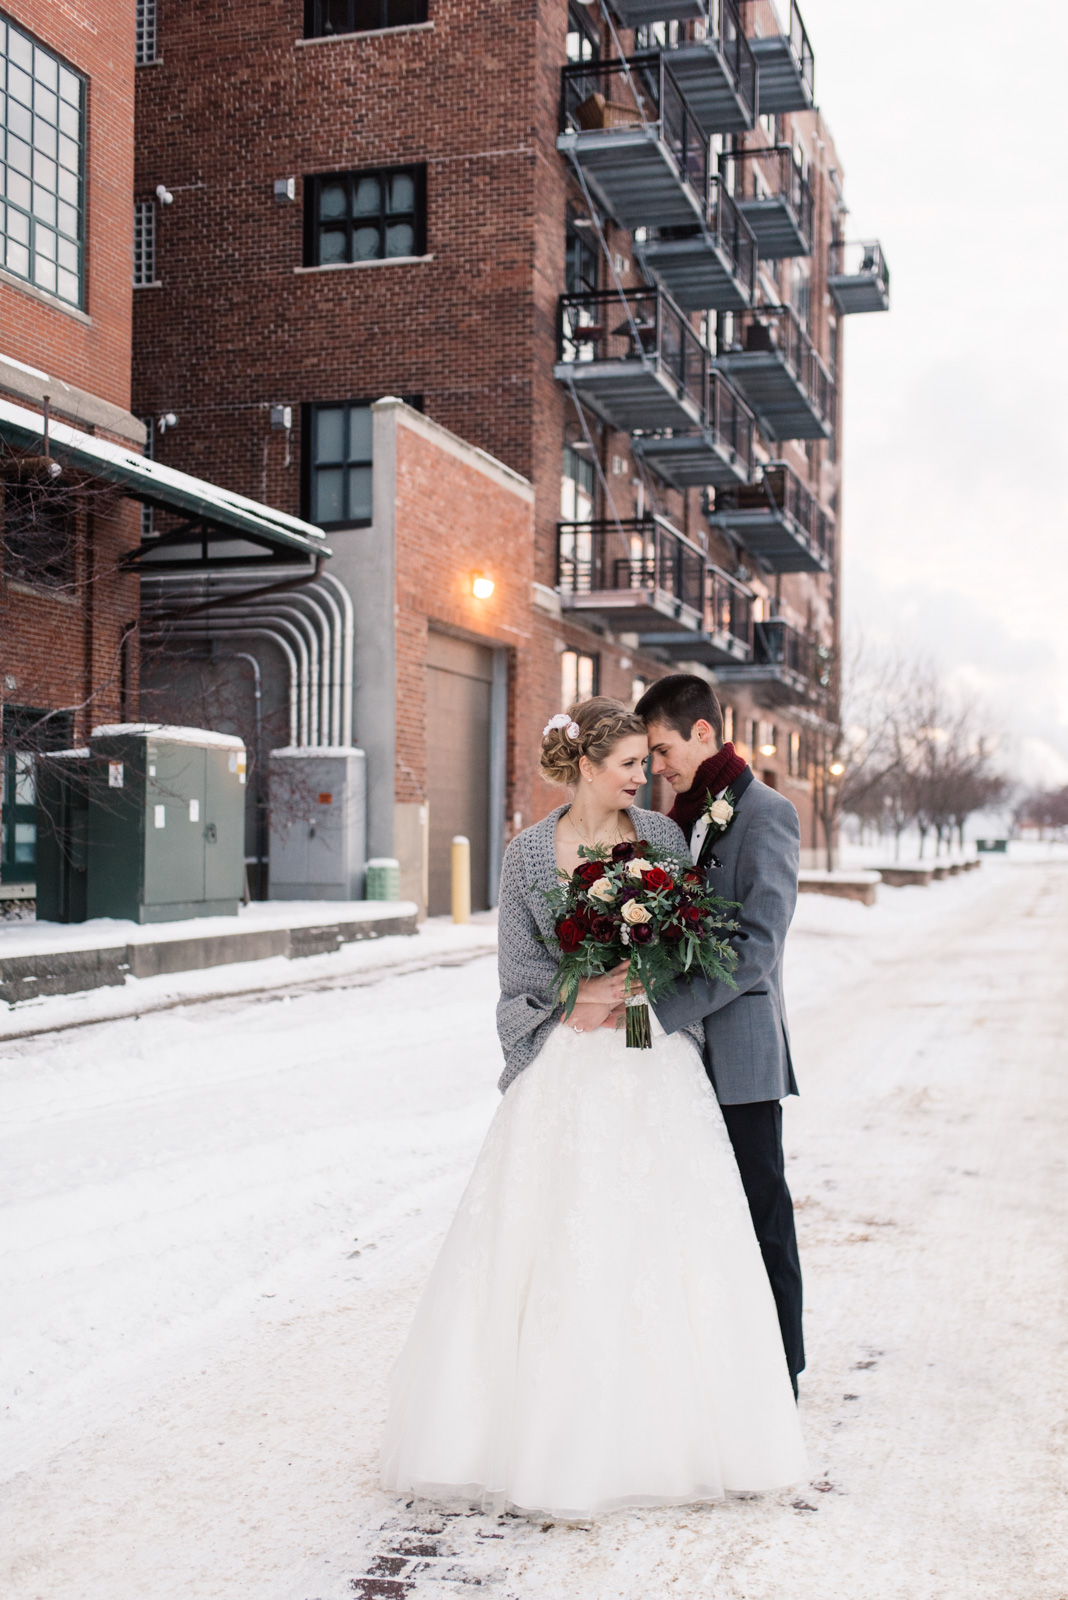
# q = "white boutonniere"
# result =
<box><xmin>703</xmin><ymin>788</ymin><xmax>736</xmax><ymax>836</ymax></box>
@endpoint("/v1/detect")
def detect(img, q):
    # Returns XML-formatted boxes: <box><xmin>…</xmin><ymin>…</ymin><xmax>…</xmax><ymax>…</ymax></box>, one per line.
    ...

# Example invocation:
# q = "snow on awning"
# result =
<box><xmin>0</xmin><ymin>395</ymin><xmax>330</xmax><ymax>567</ymax></box>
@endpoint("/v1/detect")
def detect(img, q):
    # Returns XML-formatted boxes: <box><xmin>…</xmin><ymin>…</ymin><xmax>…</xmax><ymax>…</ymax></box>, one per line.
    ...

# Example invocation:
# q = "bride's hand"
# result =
<box><xmin>575</xmin><ymin>964</ymin><xmax>630</xmax><ymax>1009</ymax></box>
<box><xmin>564</xmin><ymin>1000</ymin><xmax>622</xmax><ymax>1033</ymax></box>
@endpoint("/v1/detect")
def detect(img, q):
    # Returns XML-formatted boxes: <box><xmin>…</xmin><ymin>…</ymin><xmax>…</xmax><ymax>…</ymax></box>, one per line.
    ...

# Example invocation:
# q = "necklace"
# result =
<box><xmin>567</xmin><ymin>807</ymin><xmax>623</xmax><ymax>851</ymax></box>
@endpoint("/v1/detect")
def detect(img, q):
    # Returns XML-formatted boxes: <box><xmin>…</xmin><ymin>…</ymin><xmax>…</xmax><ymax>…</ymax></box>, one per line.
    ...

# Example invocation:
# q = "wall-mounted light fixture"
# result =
<box><xmin>158</xmin><ymin>412</ymin><xmax>178</xmax><ymax>433</ymax></box>
<box><xmin>760</xmin><ymin>743</ymin><xmax>777</xmax><ymax>757</ymax></box>
<box><xmin>472</xmin><ymin>574</ymin><xmax>495</xmax><ymax>600</ymax></box>
<box><xmin>273</xmin><ymin>177</ymin><xmax>296</xmax><ymax>204</ymax></box>
<box><xmin>829</xmin><ymin>761</ymin><xmax>845</xmax><ymax>777</ymax></box>
<box><xmin>155</xmin><ymin>184</ymin><xmax>173</xmax><ymax>206</ymax></box>
<box><xmin>270</xmin><ymin>405</ymin><xmax>292</xmax><ymax>431</ymax></box>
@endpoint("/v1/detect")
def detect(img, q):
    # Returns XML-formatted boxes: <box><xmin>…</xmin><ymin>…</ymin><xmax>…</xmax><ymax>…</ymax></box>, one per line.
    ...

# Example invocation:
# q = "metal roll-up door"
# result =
<box><xmin>426</xmin><ymin>631</ymin><xmax>493</xmax><ymax>916</ymax></box>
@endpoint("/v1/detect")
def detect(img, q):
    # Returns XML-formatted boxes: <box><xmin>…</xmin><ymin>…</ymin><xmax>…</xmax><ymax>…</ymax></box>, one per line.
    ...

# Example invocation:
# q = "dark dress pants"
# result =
<box><xmin>719</xmin><ymin>1099</ymin><xmax>805</xmax><ymax>1393</ymax></box>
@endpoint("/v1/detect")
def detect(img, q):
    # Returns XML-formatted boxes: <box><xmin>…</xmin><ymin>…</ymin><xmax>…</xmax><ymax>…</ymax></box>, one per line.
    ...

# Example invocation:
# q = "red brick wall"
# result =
<box><xmin>0</xmin><ymin>0</ymin><xmax>135</xmax><ymax>409</ymax></box>
<box><xmin>0</xmin><ymin>2</ymin><xmax>140</xmax><ymax>753</ymax></box>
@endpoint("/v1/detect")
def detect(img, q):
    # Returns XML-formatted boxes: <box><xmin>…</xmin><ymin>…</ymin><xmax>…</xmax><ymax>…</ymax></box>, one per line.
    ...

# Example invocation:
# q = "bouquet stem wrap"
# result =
<box><xmin>624</xmin><ymin>990</ymin><xmax>652</xmax><ymax>1049</ymax></box>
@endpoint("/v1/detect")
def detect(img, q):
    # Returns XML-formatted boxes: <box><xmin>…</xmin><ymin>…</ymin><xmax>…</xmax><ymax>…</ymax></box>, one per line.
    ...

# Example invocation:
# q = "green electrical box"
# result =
<box><xmin>84</xmin><ymin>725</ymin><xmax>247</xmax><ymax>924</ymax></box>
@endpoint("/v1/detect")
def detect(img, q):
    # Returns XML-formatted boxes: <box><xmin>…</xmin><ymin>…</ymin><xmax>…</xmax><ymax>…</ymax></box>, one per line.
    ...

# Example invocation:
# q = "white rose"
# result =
<box><xmin>626</xmin><ymin>858</ymin><xmax>652</xmax><ymax>879</ymax></box>
<box><xmin>707</xmin><ymin>799</ymin><xmax>734</xmax><ymax>827</ymax></box>
<box><xmin>621</xmin><ymin>899</ymin><xmax>652</xmax><ymax>925</ymax></box>
<box><xmin>588</xmin><ymin>877</ymin><xmax>617</xmax><ymax>903</ymax></box>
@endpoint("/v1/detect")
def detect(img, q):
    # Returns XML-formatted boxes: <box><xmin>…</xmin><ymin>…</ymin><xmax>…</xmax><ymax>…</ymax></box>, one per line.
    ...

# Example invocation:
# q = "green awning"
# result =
<box><xmin>0</xmin><ymin>396</ymin><xmax>330</xmax><ymax>567</ymax></box>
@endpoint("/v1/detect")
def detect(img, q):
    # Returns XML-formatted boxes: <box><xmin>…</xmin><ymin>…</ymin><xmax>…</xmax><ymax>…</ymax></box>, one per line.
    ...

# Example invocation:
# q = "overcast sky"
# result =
<box><xmin>802</xmin><ymin>0</ymin><xmax>1068</xmax><ymax>783</ymax></box>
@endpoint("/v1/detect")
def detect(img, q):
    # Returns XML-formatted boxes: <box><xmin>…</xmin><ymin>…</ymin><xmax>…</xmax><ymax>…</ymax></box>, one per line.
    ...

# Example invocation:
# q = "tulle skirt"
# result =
<box><xmin>380</xmin><ymin>1014</ymin><xmax>806</xmax><ymax>1519</ymax></box>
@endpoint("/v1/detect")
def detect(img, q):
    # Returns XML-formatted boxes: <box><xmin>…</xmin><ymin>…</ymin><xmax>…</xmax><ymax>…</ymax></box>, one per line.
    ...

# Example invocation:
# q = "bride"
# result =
<box><xmin>380</xmin><ymin>696</ymin><xmax>806</xmax><ymax>1518</ymax></box>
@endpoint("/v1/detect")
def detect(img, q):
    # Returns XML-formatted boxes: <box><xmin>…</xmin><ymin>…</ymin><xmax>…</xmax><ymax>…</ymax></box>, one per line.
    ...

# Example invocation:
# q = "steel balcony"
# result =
<box><xmin>715</xmin><ymin>617</ymin><xmax>820</xmax><ymax>703</ymax></box>
<box><xmin>708</xmin><ymin>459</ymin><xmax>832</xmax><ymax>571</ymax></box>
<box><xmin>714</xmin><ymin>305</ymin><xmax>834</xmax><ymax>440</ymax></box>
<box><xmin>609</xmin><ymin>0</ymin><xmax>707</xmax><ymax>25</ymax></box>
<box><xmin>558</xmin><ymin>56</ymin><xmax>709</xmax><ymax>230</ymax></box>
<box><xmin>632</xmin><ymin>371</ymin><xmax>754</xmax><ymax>489</ymax></box>
<box><xmin>555</xmin><ymin>287</ymin><xmax>708</xmax><ymax>433</ymax></box>
<box><xmin>636</xmin><ymin>180</ymin><xmax>756</xmax><ymax>310</ymax></box>
<box><xmin>556</xmin><ymin>515</ymin><xmax>706</xmax><ymax>634</ymax></box>
<box><xmin>742</xmin><ymin>0</ymin><xmax>815</xmax><ymax>113</ymax></box>
<box><xmin>652</xmin><ymin>1</ymin><xmax>757</xmax><ymax>135</ymax></box>
<box><xmin>638</xmin><ymin>561</ymin><xmax>754</xmax><ymax>664</ymax></box>
<box><xmin>723</xmin><ymin>144</ymin><xmax>812</xmax><ymax>258</ymax></box>
<box><xmin>828</xmin><ymin>239</ymin><xmax>891</xmax><ymax>314</ymax></box>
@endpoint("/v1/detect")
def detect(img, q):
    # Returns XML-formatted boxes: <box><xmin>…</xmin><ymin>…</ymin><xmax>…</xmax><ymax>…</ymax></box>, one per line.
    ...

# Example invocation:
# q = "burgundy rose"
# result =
<box><xmin>643</xmin><ymin>866</ymin><xmax>673</xmax><ymax>892</ymax></box>
<box><xmin>556</xmin><ymin>915</ymin><xmax>585</xmax><ymax>953</ymax></box>
<box><xmin>662</xmin><ymin>921</ymin><xmax>685</xmax><ymax>943</ymax></box>
<box><xmin>683</xmin><ymin>868</ymin><xmax>704</xmax><ymax>887</ymax></box>
<box><xmin>631</xmin><ymin>840</ymin><xmax>651</xmax><ymax>858</ymax></box>
<box><xmin>575</xmin><ymin>860</ymin><xmax>607</xmax><ymax>886</ymax></box>
<box><xmin>681</xmin><ymin>905</ymin><xmax>703</xmax><ymax>926</ymax></box>
<box><xmin>590</xmin><ymin>915</ymin><xmax>617</xmax><ymax>944</ymax></box>
<box><xmin>611</xmin><ymin>841</ymin><xmax>636</xmax><ymax>862</ymax></box>
<box><xmin>628</xmin><ymin>921</ymin><xmax>654</xmax><ymax>945</ymax></box>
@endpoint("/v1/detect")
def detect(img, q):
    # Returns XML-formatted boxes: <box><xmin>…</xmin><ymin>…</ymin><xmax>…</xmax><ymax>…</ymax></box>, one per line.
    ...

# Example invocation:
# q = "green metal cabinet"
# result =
<box><xmin>85</xmin><ymin>726</ymin><xmax>247</xmax><ymax>923</ymax></box>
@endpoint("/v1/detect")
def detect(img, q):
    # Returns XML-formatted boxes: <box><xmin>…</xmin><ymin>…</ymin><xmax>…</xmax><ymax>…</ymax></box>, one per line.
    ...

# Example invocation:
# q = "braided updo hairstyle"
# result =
<box><xmin>539</xmin><ymin>696</ymin><xmax>647</xmax><ymax>788</ymax></box>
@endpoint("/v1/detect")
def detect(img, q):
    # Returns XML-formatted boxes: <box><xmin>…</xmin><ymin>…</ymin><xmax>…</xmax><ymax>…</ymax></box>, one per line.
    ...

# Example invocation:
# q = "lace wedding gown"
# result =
<box><xmin>380</xmin><ymin>1011</ymin><xmax>807</xmax><ymax>1519</ymax></box>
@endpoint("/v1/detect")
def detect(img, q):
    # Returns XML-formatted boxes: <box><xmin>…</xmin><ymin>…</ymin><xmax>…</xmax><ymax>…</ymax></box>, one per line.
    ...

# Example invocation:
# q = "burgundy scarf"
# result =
<box><xmin>668</xmin><ymin>743</ymin><xmax>747</xmax><ymax>837</ymax></box>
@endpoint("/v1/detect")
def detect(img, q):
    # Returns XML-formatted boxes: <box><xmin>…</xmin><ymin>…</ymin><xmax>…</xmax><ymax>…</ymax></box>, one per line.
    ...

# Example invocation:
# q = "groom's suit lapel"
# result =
<box><xmin>695</xmin><ymin>764</ymin><xmax>754</xmax><ymax>873</ymax></box>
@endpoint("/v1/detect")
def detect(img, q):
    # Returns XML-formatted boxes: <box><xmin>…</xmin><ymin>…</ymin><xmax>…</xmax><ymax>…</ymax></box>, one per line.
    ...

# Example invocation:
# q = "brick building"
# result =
<box><xmin>131</xmin><ymin>0</ymin><xmax>888</xmax><ymax>903</ymax></box>
<box><xmin>0</xmin><ymin>0</ymin><xmax>327</xmax><ymax>901</ymax></box>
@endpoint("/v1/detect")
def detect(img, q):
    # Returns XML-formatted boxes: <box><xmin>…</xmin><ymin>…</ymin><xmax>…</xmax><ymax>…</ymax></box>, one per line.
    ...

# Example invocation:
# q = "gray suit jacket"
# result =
<box><xmin>652</xmin><ymin>767</ymin><xmax>800</xmax><ymax>1105</ymax></box>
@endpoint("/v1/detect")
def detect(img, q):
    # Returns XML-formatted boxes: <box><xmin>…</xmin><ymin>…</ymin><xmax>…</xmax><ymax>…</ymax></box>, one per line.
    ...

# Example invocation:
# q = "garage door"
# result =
<box><xmin>426</xmin><ymin>631</ymin><xmax>493</xmax><ymax>916</ymax></box>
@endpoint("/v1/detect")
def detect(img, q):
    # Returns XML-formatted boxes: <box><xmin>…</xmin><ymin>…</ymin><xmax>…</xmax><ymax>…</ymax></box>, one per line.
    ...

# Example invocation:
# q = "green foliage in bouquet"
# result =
<box><xmin>537</xmin><ymin>839</ymin><xmax>740</xmax><ymax>1046</ymax></box>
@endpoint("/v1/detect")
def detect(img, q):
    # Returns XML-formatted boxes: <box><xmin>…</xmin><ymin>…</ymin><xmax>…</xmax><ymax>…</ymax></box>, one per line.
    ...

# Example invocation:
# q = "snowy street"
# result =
<box><xmin>2</xmin><ymin>859</ymin><xmax>1067</xmax><ymax>1600</ymax></box>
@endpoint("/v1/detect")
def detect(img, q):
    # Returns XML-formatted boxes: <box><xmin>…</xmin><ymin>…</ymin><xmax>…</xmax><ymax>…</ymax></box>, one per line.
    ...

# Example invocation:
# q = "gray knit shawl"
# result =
<box><xmin>495</xmin><ymin>803</ymin><xmax>704</xmax><ymax>1093</ymax></box>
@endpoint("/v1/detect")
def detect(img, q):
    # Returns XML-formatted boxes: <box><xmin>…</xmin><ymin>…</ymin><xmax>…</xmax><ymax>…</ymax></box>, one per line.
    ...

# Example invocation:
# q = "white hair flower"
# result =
<box><xmin>542</xmin><ymin>713</ymin><xmax>581</xmax><ymax>742</ymax></box>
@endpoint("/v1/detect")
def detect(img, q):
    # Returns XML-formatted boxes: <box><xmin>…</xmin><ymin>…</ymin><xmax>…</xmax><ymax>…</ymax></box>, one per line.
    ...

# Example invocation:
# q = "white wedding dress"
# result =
<box><xmin>380</xmin><ymin>1010</ymin><xmax>807</xmax><ymax>1519</ymax></box>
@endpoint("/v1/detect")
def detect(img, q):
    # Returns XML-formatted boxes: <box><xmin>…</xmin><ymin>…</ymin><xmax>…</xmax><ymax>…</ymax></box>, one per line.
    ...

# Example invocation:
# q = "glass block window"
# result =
<box><xmin>0</xmin><ymin>20</ymin><xmax>84</xmax><ymax>307</ymax></box>
<box><xmin>136</xmin><ymin>0</ymin><xmax>158</xmax><ymax>65</ymax></box>
<box><xmin>307</xmin><ymin>402</ymin><xmax>373</xmax><ymax>529</ymax></box>
<box><xmin>304</xmin><ymin>0</ymin><xmax>427</xmax><ymax>39</ymax></box>
<box><xmin>1</xmin><ymin>705</ymin><xmax>74</xmax><ymax>884</ymax></box>
<box><xmin>304</xmin><ymin>166</ymin><xmax>425</xmax><ymax>267</ymax></box>
<box><xmin>133</xmin><ymin>200</ymin><xmax>156</xmax><ymax>285</ymax></box>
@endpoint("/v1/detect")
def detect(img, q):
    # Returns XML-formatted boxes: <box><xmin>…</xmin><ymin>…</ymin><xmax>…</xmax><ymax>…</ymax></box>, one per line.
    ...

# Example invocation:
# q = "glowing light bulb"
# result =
<box><xmin>472</xmin><ymin>575</ymin><xmax>495</xmax><ymax>600</ymax></box>
<box><xmin>829</xmin><ymin>761</ymin><xmax>845</xmax><ymax>776</ymax></box>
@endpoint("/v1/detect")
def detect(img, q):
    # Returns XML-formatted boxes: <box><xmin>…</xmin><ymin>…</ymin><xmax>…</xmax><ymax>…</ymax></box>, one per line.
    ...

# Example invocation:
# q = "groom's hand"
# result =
<box><xmin>575</xmin><ymin>965</ymin><xmax>630</xmax><ymax>1008</ymax></box>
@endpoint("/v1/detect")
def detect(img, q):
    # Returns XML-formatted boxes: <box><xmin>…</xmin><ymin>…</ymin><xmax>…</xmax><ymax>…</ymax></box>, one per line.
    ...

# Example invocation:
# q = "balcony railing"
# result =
<box><xmin>828</xmin><ymin>238</ymin><xmax>891</xmax><ymax>315</ymax></box>
<box><xmin>633</xmin><ymin>370</ymin><xmax>754</xmax><ymax>489</ymax></box>
<box><xmin>558</xmin><ymin>55</ymin><xmax>709</xmax><ymax>230</ymax></box>
<box><xmin>555</xmin><ymin>286</ymin><xmax>708</xmax><ymax>433</ymax></box>
<box><xmin>709</xmin><ymin>459</ymin><xmax>832</xmax><ymax>571</ymax></box>
<box><xmin>741</xmin><ymin>0</ymin><xmax>814</xmax><ymax>113</ymax></box>
<box><xmin>647</xmin><ymin>0</ymin><xmax>757</xmax><ymax>135</ymax></box>
<box><xmin>556</xmin><ymin>515</ymin><xmax>706</xmax><ymax>633</ymax></box>
<box><xmin>609</xmin><ymin>0</ymin><xmax>708</xmax><ymax>27</ymax></box>
<box><xmin>714</xmin><ymin>303</ymin><xmax>834</xmax><ymax>440</ymax></box>
<box><xmin>716</xmin><ymin>615</ymin><xmax>821</xmax><ymax>701</ymax></box>
<box><xmin>637</xmin><ymin>177</ymin><xmax>756</xmax><ymax>311</ymax></box>
<box><xmin>639</xmin><ymin>560</ymin><xmax>754</xmax><ymax>663</ymax></box>
<box><xmin>721</xmin><ymin>144</ymin><xmax>812</xmax><ymax>258</ymax></box>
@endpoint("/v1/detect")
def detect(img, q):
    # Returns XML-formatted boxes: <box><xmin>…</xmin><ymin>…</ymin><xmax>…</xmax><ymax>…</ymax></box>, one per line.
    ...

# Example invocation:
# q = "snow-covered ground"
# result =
<box><xmin>2</xmin><ymin>859</ymin><xmax>1066</xmax><ymax>1599</ymax></box>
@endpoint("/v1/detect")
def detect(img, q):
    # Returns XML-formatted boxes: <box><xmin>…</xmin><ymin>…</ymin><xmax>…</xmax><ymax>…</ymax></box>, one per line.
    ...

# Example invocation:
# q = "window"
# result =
<box><xmin>1</xmin><ymin>705</ymin><xmax>73</xmax><ymax>883</ymax></box>
<box><xmin>565</xmin><ymin>206</ymin><xmax>598</xmax><ymax>297</ymax></box>
<box><xmin>0</xmin><ymin>21</ymin><xmax>84</xmax><ymax>306</ymax></box>
<box><xmin>2</xmin><ymin>475</ymin><xmax>76</xmax><ymax>590</ymax></box>
<box><xmin>791</xmin><ymin>258</ymin><xmax>811</xmax><ymax>332</ymax></box>
<box><xmin>561</xmin><ymin>445</ymin><xmax>595</xmax><ymax>522</ymax></box>
<box><xmin>133</xmin><ymin>201</ymin><xmax>156</xmax><ymax>286</ymax></box>
<box><xmin>136</xmin><ymin>0</ymin><xmax>158</xmax><ymax>64</ymax></box>
<box><xmin>629</xmin><ymin>676</ymin><xmax>647</xmax><ymax>711</ymax></box>
<box><xmin>140</xmin><ymin>418</ymin><xmax>155</xmax><ymax>538</ymax></box>
<box><xmin>304</xmin><ymin>166</ymin><xmax>425</xmax><ymax>267</ymax></box>
<box><xmin>304</xmin><ymin>0</ymin><xmax>428</xmax><ymax>40</ymax></box>
<box><xmin>566</xmin><ymin>2</ymin><xmax>599</xmax><ymax>62</ymax></box>
<box><xmin>722</xmin><ymin>704</ymin><xmax>734</xmax><ymax>745</ymax></box>
<box><xmin>305</xmin><ymin>402</ymin><xmax>373</xmax><ymax>528</ymax></box>
<box><xmin>788</xmin><ymin>730</ymin><xmax>801</xmax><ymax>777</ymax></box>
<box><xmin>561</xmin><ymin>649</ymin><xmax>598</xmax><ymax>706</ymax></box>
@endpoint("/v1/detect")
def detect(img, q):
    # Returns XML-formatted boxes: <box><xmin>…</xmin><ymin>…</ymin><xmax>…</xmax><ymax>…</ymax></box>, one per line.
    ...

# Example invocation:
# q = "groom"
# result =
<box><xmin>635</xmin><ymin>673</ymin><xmax>805</xmax><ymax>1397</ymax></box>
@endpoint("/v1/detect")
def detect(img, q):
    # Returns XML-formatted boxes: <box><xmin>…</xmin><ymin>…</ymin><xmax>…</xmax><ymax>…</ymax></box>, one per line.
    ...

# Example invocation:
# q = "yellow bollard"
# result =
<box><xmin>451</xmin><ymin>835</ymin><xmax>471</xmax><ymax>924</ymax></box>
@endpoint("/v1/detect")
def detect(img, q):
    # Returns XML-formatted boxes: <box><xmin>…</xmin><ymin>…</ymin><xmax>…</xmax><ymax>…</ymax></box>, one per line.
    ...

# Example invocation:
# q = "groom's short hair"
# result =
<box><xmin>635</xmin><ymin>674</ymin><xmax>724</xmax><ymax>744</ymax></box>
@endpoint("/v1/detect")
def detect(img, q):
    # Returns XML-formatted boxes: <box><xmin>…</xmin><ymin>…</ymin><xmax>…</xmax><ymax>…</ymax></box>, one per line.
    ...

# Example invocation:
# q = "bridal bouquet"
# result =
<box><xmin>541</xmin><ymin>841</ymin><xmax>739</xmax><ymax>1048</ymax></box>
